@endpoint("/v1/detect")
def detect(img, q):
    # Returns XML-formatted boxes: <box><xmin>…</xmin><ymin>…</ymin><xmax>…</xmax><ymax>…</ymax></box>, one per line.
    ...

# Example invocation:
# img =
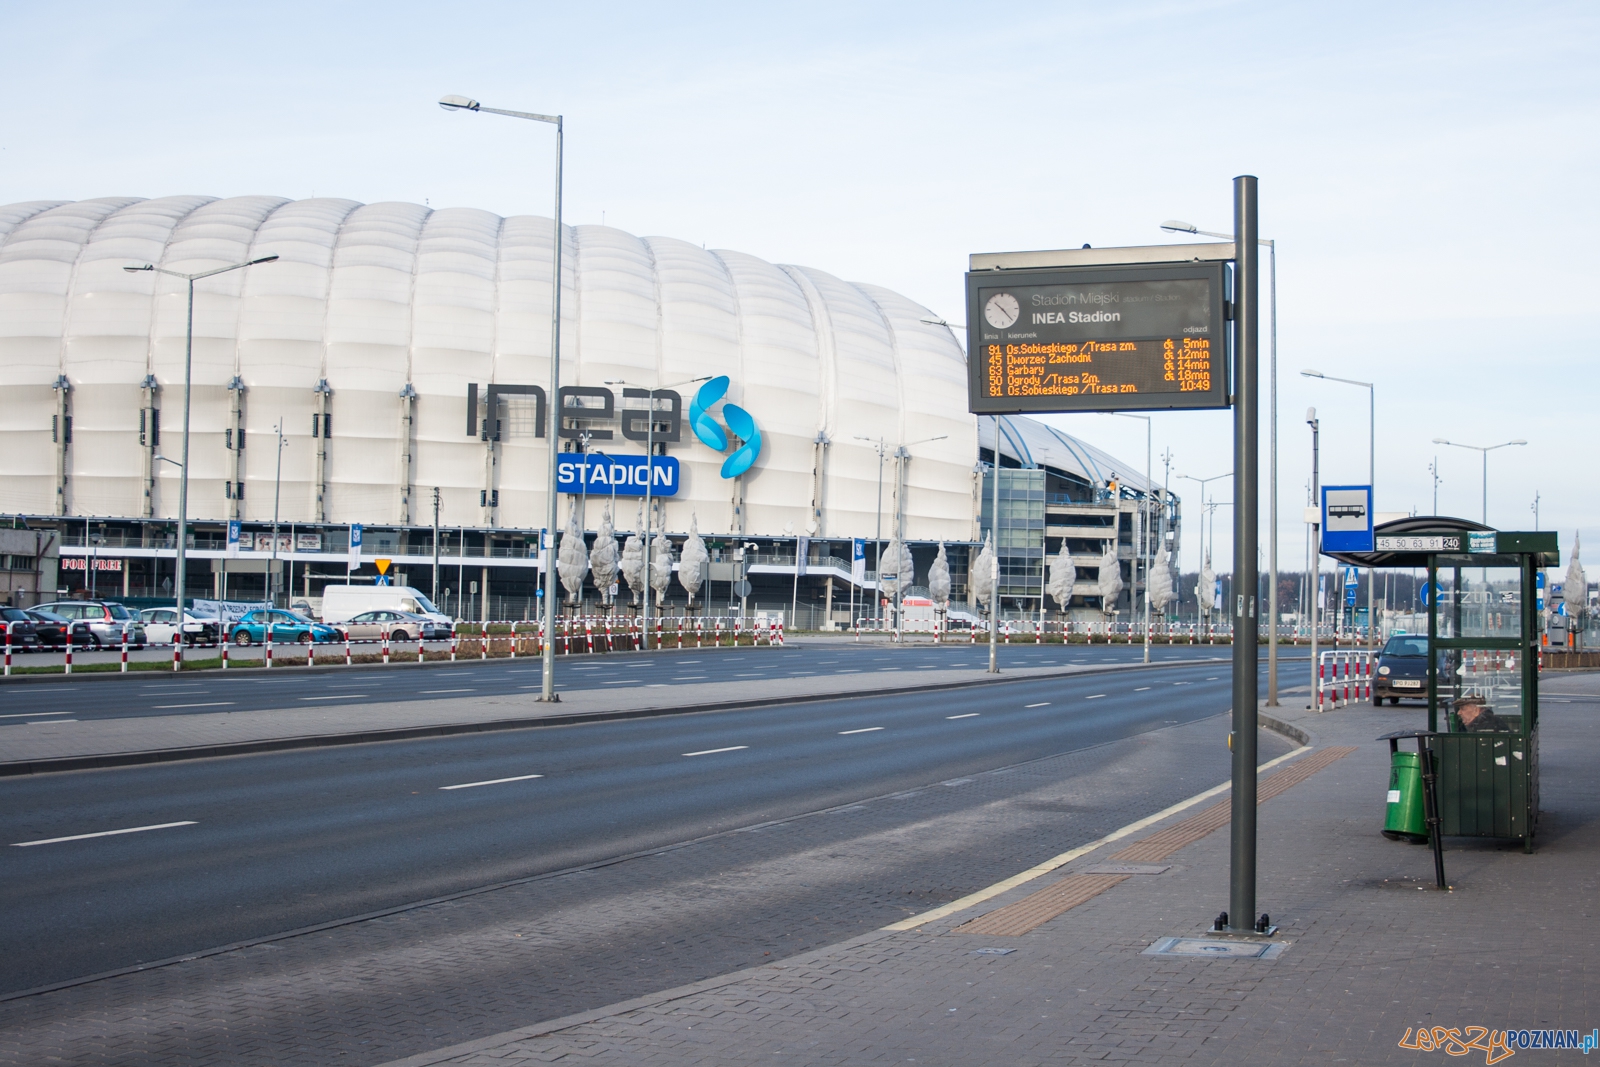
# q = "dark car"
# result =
<box><xmin>25</xmin><ymin>609</ymin><xmax>96</xmax><ymax>650</ymax></box>
<box><xmin>34</xmin><ymin>600</ymin><xmax>147</xmax><ymax>648</ymax></box>
<box><xmin>1373</xmin><ymin>634</ymin><xmax>1429</xmax><ymax>705</ymax></box>
<box><xmin>0</xmin><ymin>607</ymin><xmax>42</xmax><ymax>650</ymax></box>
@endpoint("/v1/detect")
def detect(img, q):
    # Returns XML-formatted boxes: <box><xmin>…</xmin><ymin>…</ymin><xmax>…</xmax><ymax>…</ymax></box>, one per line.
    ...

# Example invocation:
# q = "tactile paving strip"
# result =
<box><xmin>950</xmin><ymin>746</ymin><xmax>1357</xmax><ymax>936</ymax></box>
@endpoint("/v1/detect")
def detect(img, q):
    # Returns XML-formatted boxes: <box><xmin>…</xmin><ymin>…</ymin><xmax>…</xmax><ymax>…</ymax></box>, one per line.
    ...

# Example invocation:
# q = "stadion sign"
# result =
<box><xmin>555</xmin><ymin>454</ymin><xmax>679</xmax><ymax>497</ymax></box>
<box><xmin>466</xmin><ymin>376</ymin><xmax>761</xmax><ymax>483</ymax></box>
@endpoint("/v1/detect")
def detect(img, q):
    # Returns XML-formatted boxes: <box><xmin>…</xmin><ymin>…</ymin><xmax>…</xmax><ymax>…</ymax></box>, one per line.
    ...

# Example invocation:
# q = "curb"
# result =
<box><xmin>0</xmin><ymin>655</ymin><xmax>1239</xmax><ymax>777</ymax></box>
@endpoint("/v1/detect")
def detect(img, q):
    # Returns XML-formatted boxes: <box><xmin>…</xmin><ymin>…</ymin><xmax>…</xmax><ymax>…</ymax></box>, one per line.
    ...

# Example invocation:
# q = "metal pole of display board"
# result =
<box><xmin>989</xmin><ymin>416</ymin><xmax>1001</xmax><ymax>674</ymax></box>
<box><xmin>1307</xmin><ymin>409</ymin><xmax>1320</xmax><ymax>705</ymax></box>
<box><xmin>1228</xmin><ymin>175</ymin><xmax>1261</xmax><ymax>935</ymax></box>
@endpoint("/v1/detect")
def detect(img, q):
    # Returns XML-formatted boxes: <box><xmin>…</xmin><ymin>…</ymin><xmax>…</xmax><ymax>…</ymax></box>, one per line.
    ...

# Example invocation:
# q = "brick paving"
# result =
<box><xmin>384</xmin><ymin>676</ymin><xmax>1600</xmax><ymax>1067</ymax></box>
<box><xmin>0</xmin><ymin>701</ymin><xmax>1283</xmax><ymax>1065</ymax></box>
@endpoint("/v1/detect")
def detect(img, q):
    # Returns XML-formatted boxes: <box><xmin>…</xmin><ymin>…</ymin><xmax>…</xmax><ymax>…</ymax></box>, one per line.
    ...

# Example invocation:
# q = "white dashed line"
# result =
<box><xmin>152</xmin><ymin>702</ymin><xmax>235</xmax><ymax>709</ymax></box>
<box><xmin>1025</xmin><ymin>702</ymin><xmax>1050</xmax><ymax>708</ymax></box>
<box><xmin>1085</xmin><ymin>694</ymin><xmax>1105</xmax><ymax>699</ymax></box>
<box><xmin>0</xmin><ymin>711</ymin><xmax>70</xmax><ymax>719</ymax></box>
<box><xmin>683</xmin><ymin>746</ymin><xmax>749</xmax><ymax>757</ymax></box>
<box><xmin>421</xmin><ymin>689</ymin><xmax>476</xmax><ymax>694</ymax></box>
<box><xmin>13</xmin><ymin>821</ymin><xmax>197</xmax><ymax>847</ymax></box>
<box><xmin>839</xmin><ymin>727</ymin><xmax>884</xmax><ymax>735</ymax></box>
<box><xmin>440</xmin><ymin>773</ymin><xmax>544</xmax><ymax>790</ymax></box>
<box><xmin>947</xmin><ymin>713</ymin><xmax>979</xmax><ymax>719</ymax></box>
<box><xmin>1134</xmin><ymin>687</ymin><xmax>1152</xmax><ymax>691</ymax></box>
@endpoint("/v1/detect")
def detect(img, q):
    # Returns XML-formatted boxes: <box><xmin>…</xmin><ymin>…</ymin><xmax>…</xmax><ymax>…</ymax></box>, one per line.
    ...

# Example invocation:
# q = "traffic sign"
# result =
<box><xmin>1321</xmin><ymin>485</ymin><xmax>1373</xmax><ymax>554</ymax></box>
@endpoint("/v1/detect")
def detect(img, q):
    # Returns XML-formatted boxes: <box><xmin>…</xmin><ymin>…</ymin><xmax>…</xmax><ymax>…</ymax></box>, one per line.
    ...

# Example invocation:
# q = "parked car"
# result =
<box><xmin>25</xmin><ymin>609</ymin><xmax>96</xmax><ymax>650</ymax></box>
<box><xmin>229</xmin><ymin>609</ymin><xmax>341</xmax><ymax>646</ymax></box>
<box><xmin>0</xmin><ymin>606</ymin><xmax>43</xmax><ymax>650</ymax></box>
<box><xmin>1373</xmin><ymin>634</ymin><xmax>1430</xmax><ymax>705</ymax></box>
<box><xmin>33</xmin><ymin>600</ymin><xmax>145</xmax><ymax>648</ymax></box>
<box><xmin>139</xmin><ymin>607</ymin><xmax>223</xmax><ymax>646</ymax></box>
<box><xmin>319</xmin><ymin>584</ymin><xmax>453</xmax><ymax>628</ymax></box>
<box><xmin>339</xmin><ymin>609</ymin><xmax>452</xmax><ymax>642</ymax></box>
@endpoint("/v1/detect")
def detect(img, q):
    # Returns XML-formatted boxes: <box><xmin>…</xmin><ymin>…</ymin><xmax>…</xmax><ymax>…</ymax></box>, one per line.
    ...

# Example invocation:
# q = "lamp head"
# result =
<box><xmin>123</xmin><ymin>264</ymin><xmax>153</xmax><ymax>273</ymax></box>
<box><xmin>439</xmin><ymin>94</ymin><xmax>480</xmax><ymax>112</ymax></box>
<box><xmin>1160</xmin><ymin>220</ymin><xmax>1198</xmax><ymax>234</ymax></box>
<box><xmin>1509</xmin><ymin>439</ymin><xmax>1528</xmax><ymax>446</ymax></box>
<box><xmin>1300</xmin><ymin>369</ymin><xmax>1324</xmax><ymax>379</ymax></box>
<box><xmin>1431</xmin><ymin>438</ymin><xmax>1449</xmax><ymax>445</ymax></box>
<box><xmin>1306</xmin><ymin>407</ymin><xmax>1317</xmax><ymax>424</ymax></box>
<box><xmin>248</xmin><ymin>255</ymin><xmax>279</xmax><ymax>266</ymax></box>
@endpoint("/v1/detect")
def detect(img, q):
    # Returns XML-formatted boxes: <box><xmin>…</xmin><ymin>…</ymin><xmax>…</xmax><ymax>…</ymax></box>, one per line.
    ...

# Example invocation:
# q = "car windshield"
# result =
<box><xmin>30</xmin><ymin>610</ymin><xmax>67</xmax><ymax>622</ymax></box>
<box><xmin>281</xmin><ymin>611</ymin><xmax>316</xmax><ymax>625</ymax></box>
<box><xmin>1</xmin><ymin>608</ymin><xmax>27</xmax><ymax>621</ymax></box>
<box><xmin>413</xmin><ymin>593</ymin><xmax>440</xmax><ymax>614</ymax></box>
<box><xmin>1383</xmin><ymin>636</ymin><xmax>1429</xmax><ymax>657</ymax></box>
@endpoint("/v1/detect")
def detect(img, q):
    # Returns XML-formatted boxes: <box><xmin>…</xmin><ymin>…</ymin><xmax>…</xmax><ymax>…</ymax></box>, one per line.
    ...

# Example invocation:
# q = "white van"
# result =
<box><xmin>318</xmin><ymin>585</ymin><xmax>453</xmax><ymax>627</ymax></box>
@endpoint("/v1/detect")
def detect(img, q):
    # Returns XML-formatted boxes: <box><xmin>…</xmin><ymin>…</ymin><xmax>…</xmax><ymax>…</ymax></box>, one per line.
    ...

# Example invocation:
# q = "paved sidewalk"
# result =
<box><xmin>385</xmin><ymin>675</ymin><xmax>1600</xmax><ymax>1066</ymax></box>
<box><xmin>0</xmin><ymin>656</ymin><xmax>1222</xmax><ymax>769</ymax></box>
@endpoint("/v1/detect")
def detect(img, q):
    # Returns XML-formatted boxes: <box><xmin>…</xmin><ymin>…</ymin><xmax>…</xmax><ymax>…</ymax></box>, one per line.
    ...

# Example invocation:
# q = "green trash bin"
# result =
<box><xmin>1383</xmin><ymin>749</ymin><xmax>1428</xmax><ymax>842</ymax></box>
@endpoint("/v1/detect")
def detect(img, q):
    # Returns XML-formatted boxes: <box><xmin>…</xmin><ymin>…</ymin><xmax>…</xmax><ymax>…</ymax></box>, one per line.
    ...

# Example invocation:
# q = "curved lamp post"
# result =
<box><xmin>440</xmin><ymin>93</ymin><xmax>564</xmax><ymax>700</ymax></box>
<box><xmin>124</xmin><ymin>255</ymin><xmax>278</xmax><ymax>636</ymax></box>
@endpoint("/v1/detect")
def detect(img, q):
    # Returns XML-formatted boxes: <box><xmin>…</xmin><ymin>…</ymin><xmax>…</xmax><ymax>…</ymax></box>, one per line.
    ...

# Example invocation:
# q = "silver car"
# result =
<box><xmin>34</xmin><ymin>600</ymin><xmax>146</xmax><ymax>648</ymax></box>
<box><xmin>340</xmin><ymin>609</ymin><xmax>449</xmax><ymax>642</ymax></box>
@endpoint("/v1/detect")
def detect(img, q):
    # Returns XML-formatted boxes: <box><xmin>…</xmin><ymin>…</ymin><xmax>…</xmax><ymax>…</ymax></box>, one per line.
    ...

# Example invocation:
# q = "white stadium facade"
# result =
<box><xmin>0</xmin><ymin>196</ymin><xmax>1179</xmax><ymax>624</ymax></box>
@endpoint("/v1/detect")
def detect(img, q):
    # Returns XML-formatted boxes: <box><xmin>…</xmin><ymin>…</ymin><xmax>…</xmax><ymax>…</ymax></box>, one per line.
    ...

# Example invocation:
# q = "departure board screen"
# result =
<box><xmin>965</xmin><ymin>262</ymin><xmax>1229</xmax><ymax>413</ymax></box>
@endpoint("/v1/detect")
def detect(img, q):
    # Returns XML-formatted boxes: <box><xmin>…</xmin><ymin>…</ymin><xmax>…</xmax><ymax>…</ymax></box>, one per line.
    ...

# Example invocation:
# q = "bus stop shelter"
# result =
<box><xmin>1328</xmin><ymin>517</ymin><xmax>1558</xmax><ymax>852</ymax></box>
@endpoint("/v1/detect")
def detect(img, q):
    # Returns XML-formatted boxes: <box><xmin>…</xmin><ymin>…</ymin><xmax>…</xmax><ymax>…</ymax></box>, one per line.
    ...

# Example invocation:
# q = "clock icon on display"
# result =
<box><xmin>984</xmin><ymin>292</ymin><xmax>1020</xmax><ymax>330</ymax></box>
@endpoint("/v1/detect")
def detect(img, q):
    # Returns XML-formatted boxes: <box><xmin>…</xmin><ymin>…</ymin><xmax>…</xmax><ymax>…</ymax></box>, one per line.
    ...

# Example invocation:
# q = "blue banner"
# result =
<box><xmin>556</xmin><ymin>454</ymin><xmax>680</xmax><ymax>497</ymax></box>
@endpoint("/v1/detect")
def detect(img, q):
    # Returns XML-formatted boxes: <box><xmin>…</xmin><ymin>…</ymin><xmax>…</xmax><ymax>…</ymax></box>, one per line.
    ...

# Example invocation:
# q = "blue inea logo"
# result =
<box><xmin>689</xmin><ymin>376</ymin><xmax>762</xmax><ymax>478</ymax></box>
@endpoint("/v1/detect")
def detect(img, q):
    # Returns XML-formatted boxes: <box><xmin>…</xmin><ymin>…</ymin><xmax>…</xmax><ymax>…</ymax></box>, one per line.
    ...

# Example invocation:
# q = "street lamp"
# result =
<box><xmin>606</xmin><ymin>376</ymin><xmax>709</xmax><ymax>648</ymax></box>
<box><xmin>1102</xmin><ymin>412</ymin><xmax>1153</xmax><ymax>663</ymax></box>
<box><xmin>1163</xmin><ymin>219</ymin><xmax>1281</xmax><ymax>702</ymax></box>
<box><xmin>440</xmin><ymin>93</ymin><xmax>564</xmax><ymax>701</ymax></box>
<box><xmin>1431</xmin><ymin>438</ymin><xmax>1528</xmax><ymax>525</ymax></box>
<box><xmin>1302</xmin><ymin>369</ymin><xmax>1375</xmax><ymax>650</ymax></box>
<box><xmin>1177</xmin><ymin>471</ymin><xmax>1232</xmax><ymax>636</ymax></box>
<box><xmin>853</xmin><ymin>433</ymin><xmax>947</xmax><ymax>641</ymax></box>
<box><xmin>124</xmin><ymin>255</ymin><xmax>278</xmax><ymax>642</ymax></box>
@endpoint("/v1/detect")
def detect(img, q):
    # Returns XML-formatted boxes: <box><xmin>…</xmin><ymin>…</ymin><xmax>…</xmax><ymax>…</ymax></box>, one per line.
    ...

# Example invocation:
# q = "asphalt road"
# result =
<box><xmin>0</xmin><ymin>641</ymin><xmax>1247</xmax><ymax>722</ymax></box>
<box><xmin>0</xmin><ymin>654</ymin><xmax>1282</xmax><ymax>994</ymax></box>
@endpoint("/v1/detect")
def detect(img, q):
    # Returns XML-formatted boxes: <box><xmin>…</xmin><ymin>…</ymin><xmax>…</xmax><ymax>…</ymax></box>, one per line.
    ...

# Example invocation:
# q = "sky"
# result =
<box><xmin>2</xmin><ymin>0</ymin><xmax>1595</xmax><ymax>576</ymax></box>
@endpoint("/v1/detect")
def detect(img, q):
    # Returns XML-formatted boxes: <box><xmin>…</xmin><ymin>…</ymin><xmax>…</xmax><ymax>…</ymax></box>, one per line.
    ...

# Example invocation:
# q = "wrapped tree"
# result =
<box><xmin>678</xmin><ymin>514</ymin><xmax>709</xmax><ymax>608</ymax></box>
<box><xmin>557</xmin><ymin>505</ymin><xmax>589</xmax><ymax>606</ymax></box>
<box><xmin>620</xmin><ymin>505</ymin><xmax>646</xmax><ymax>607</ymax></box>
<box><xmin>1148</xmin><ymin>550</ymin><xmax>1174</xmax><ymax>616</ymax></box>
<box><xmin>589</xmin><ymin>507</ymin><xmax>620</xmax><ymax>607</ymax></box>
<box><xmin>650</xmin><ymin>532</ymin><xmax>673</xmax><ymax>608</ymax></box>
<box><xmin>1047</xmin><ymin>540</ymin><xmax>1076</xmax><ymax>613</ymax></box>
<box><xmin>928</xmin><ymin>542</ymin><xmax>951</xmax><ymax>608</ymax></box>
<box><xmin>970</xmin><ymin>533</ymin><xmax>995</xmax><ymax>610</ymax></box>
<box><xmin>878</xmin><ymin>537</ymin><xmax>913</xmax><ymax>599</ymax></box>
<box><xmin>1097</xmin><ymin>540</ymin><xmax>1123</xmax><ymax>616</ymax></box>
<box><xmin>1566</xmin><ymin>531</ymin><xmax>1587</xmax><ymax>629</ymax></box>
<box><xmin>1198</xmin><ymin>556</ymin><xmax>1216</xmax><ymax>619</ymax></box>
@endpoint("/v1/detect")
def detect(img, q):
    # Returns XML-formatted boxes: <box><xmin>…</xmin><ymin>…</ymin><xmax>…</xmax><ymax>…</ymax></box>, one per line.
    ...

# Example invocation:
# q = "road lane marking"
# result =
<box><xmin>947</xmin><ymin>713</ymin><xmax>979</xmax><ymax>719</ymax></box>
<box><xmin>440</xmin><ymin>773</ymin><xmax>544</xmax><ymax>790</ymax></box>
<box><xmin>299</xmin><ymin>695</ymin><xmax>368</xmax><ymax>701</ymax></box>
<box><xmin>1085</xmin><ymin>694</ymin><xmax>1106</xmax><ymax>699</ymax></box>
<box><xmin>839</xmin><ymin>727</ymin><xmax>884</xmax><ymax>735</ymax></box>
<box><xmin>152</xmin><ymin>702</ymin><xmax>235</xmax><ymax>709</ymax></box>
<box><xmin>683</xmin><ymin>746</ymin><xmax>748</xmax><ymax>757</ymax></box>
<box><xmin>1135</xmin><ymin>687</ymin><xmax>1152</xmax><ymax>691</ymax></box>
<box><xmin>0</xmin><ymin>711</ymin><xmax>70</xmax><ymax>719</ymax></box>
<box><xmin>28</xmin><ymin>719</ymin><xmax>78</xmax><ymax>724</ymax></box>
<box><xmin>1025</xmin><ymin>702</ymin><xmax>1050</xmax><ymax>708</ymax></box>
<box><xmin>421</xmin><ymin>688</ymin><xmax>476</xmax><ymax>694</ymax></box>
<box><xmin>1206</xmin><ymin>676</ymin><xmax>1219</xmax><ymax>681</ymax></box>
<box><xmin>13</xmin><ymin>821</ymin><xmax>197</xmax><ymax>847</ymax></box>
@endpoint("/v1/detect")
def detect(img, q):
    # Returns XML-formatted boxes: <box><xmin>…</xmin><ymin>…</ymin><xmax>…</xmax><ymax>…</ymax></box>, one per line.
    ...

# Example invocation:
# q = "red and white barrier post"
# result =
<box><xmin>120</xmin><ymin>628</ymin><xmax>129</xmax><ymax>673</ymax></box>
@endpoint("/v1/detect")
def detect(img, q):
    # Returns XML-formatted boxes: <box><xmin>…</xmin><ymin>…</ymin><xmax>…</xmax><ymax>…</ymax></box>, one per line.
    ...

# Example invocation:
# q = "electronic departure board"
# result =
<box><xmin>965</xmin><ymin>262</ymin><xmax>1230</xmax><ymax>414</ymax></box>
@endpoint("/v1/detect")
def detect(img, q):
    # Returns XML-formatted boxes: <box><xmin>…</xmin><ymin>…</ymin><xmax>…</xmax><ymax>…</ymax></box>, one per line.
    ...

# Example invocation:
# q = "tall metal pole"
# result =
<box><xmin>271</xmin><ymin>419</ymin><xmax>285</xmax><ymax>606</ymax></box>
<box><xmin>1308</xmin><ymin>411</ymin><xmax>1320</xmax><ymax>706</ymax></box>
<box><xmin>1142</xmin><ymin>417</ymin><xmax>1151</xmax><ymax>663</ymax></box>
<box><xmin>875</xmin><ymin>441</ymin><xmax>884</xmax><ymax>629</ymax></box>
<box><xmin>176</xmin><ymin>278</ymin><xmax>194</xmax><ymax>625</ymax></box>
<box><xmin>642</xmin><ymin>402</ymin><xmax>655</xmax><ymax>649</ymax></box>
<box><xmin>541</xmin><ymin>118</ymin><xmax>564</xmax><ymax>699</ymax></box>
<box><xmin>1228</xmin><ymin>175</ymin><xmax>1261</xmax><ymax>934</ymax></box>
<box><xmin>1266</xmin><ymin>241</ymin><xmax>1279</xmax><ymax>703</ymax></box>
<box><xmin>988</xmin><ymin>416</ymin><xmax>1001</xmax><ymax>673</ymax></box>
<box><xmin>1368</xmin><ymin>382</ymin><xmax>1375</xmax><ymax>652</ymax></box>
<box><xmin>432</xmin><ymin>487</ymin><xmax>441</xmax><ymax>603</ymax></box>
